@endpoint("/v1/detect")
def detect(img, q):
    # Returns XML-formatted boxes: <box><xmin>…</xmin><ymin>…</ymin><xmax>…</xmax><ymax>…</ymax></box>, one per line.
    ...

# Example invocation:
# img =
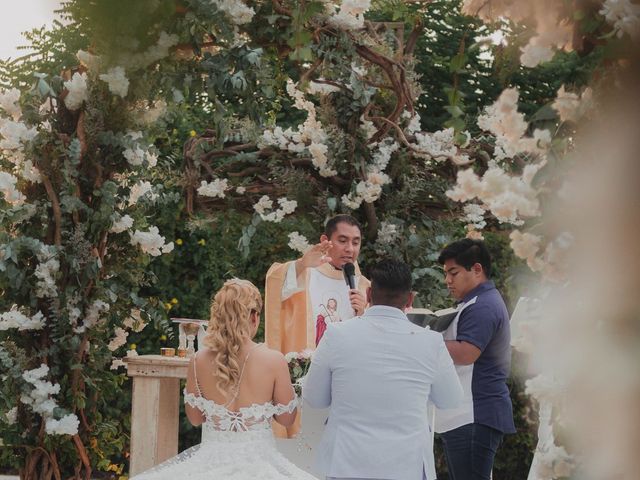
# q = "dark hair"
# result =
<box><xmin>437</xmin><ymin>238</ymin><xmax>492</xmax><ymax>277</ymax></box>
<box><xmin>324</xmin><ymin>215</ymin><xmax>362</xmax><ymax>239</ymax></box>
<box><xmin>369</xmin><ymin>258</ymin><xmax>413</xmax><ymax>308</ymax></box>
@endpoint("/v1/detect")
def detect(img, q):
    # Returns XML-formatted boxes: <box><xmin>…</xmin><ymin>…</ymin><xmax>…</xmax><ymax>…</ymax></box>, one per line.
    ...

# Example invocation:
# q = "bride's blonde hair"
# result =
<box><xmin>201</xmin><ymin>278</ymin><xmax>263</xmax><ymax>393</ymax></box>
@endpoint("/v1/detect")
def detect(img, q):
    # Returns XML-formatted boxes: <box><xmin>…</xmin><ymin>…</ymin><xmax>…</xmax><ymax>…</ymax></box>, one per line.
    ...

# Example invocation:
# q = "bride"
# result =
<box><xmin>133</xmin><ymin>278</ymin><xmax>318</xmax><ymax>480</ymax></box>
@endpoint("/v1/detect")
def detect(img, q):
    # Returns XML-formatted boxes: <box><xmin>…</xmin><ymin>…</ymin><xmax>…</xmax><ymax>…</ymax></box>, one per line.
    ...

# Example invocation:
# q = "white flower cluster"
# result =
<box><xmin>20</xmin><ymin>364</ymin><xmax>79</xmax><ymax>436</ymax></box>
<box><xmin>0</xmin><ymin>171</ymin><xmax>25</xmax><ymax>204</ymax></box>
<box><xmin>288</xmin><ymin>231</ymin><xmax>311</xmax><ymax>254</ymax></box>
<box><xmin>463</xmin><ymin>204</ymin><xmax>487</xmax><ymax>230</ymax></box>
<box><xmin>0</xmin><ymin>87</ymin><xmax>22</xmax><ymax>120</ymax></box>
<box><xmin>132</xmin><ymin>99</ymin><xmax>167</xmax><ymax>125</ymax></box>
<box><xmin>509</xmin><ymin>230</ymin><xmax>574</xmax><ymax>281</ymax></box>
<box><xmin>600</xmin><ymin>0</ymin><xmax>640</xmax><ymax>38</ymax></box>
<box><xmin>63</xmin><ymin>72</ymin><xmax>89</xmax><ymax>111</ymax></box>
<box><xmin>110</xmin><ymin>214</ymin><xmax>134</xmax><ymax>233</ymax></box>
<box><xmin>253</xmin><ymin>196</ymin><xmax>298</xmax><ymax>223</ymax></box>
<box><xmin>308</xmin><ymin>79</ymin><xmax>341</xmax><ymax>95</ymax></box>
<box><xmin>261</xmin><ymin>80</ymin><xmax>335</xmax><ymax>177</ymax></box>
<box><xmin>108</xmin><ymin>327</ymin><xmax>129</xmax><ymax>352</ymax></box>
<box><xmin>477</xmin><ymin>88</ymin><xmax>551</xmax><ymax>160</ymax></box>
<box><xmin>212</xmin><ymin>0</ymin><xmax>255</xmax><ymax>25</ymax></box>
<box><xmin>123</xmin><ymin>131</ymin><xmax>158</xmax><ymax>168</ymax></box>
<box><xmin>197</xmin><ymin>178</ymin><xmax>229</xmax><ymax>198</ymax></box>
<box><xmin>130</xmin><ymin>226</ymin><xmax>174</xmax><ymax>256</ymax></box>
<box><xmin>78</xmin><ymin>299</ymin><xmax>110</xmax><ymax>332</ymax></box>
<box><xmin>341</xmin><ymin>139</ymin><xmax>397</xmax><ymax>209</ymax></box>
<box><xmin>413</xmin><ymin>128</ymin><xmax>461</xmax><ymax>162</ymax></box>
<box><xmin>0</xmin><ymin>119</ymin><xmax>38</xmax><ymax>150</ymax></box>
<box><xmin>129</xmin><ymin>180</ymin><xmax>158</xmax><ymax>205</ymax></box>
<box><xmin>519</xmin><ymin>9</ymin><xmax>572</xmax><ymax>68</ymax></box>
<box><xmin>552</xmin><ymin>85</ymin><xmax>593</xmax><ymax>124</ymax></box>
<box><xmin>0</xmin><ymin>306</ymin><xmax>45</xmax><ymax>331</ymax></box>
<box><xmin>447</xmin><ymin>163</ymin><xmax>541</xmax><ymax>225</ymax></box>
<box><xmin>329</xmin><ymin>0</ymin><xmax>371</xmax><ymax>30</ymax></box>
<box><xmin>376</xmin><ymin>221</ymin><xmax>399</xmax><ymax>245</ymax></box>
<box><xmin>4</xmin><ymin>407</ymin><xmax>17</xmax><ymax>425</ymax></box>
<box><xmin>123</xmin><ymin>308</ymin><xmax>147</xmax><ymax>332</ymax></box>
<box><xmin>34</xmin><ymin>248</ymin><xmax>60</xmax><ymax>298</ymax></box>
<box><xmin>77</xmin><ymin>50</ymin><xmax>101</xmax><ymax>73</ymax></box>
<box><xmin>99</xmin><ymin>66</ymin><xmax>129</xmax><ymax>98</ymax></box>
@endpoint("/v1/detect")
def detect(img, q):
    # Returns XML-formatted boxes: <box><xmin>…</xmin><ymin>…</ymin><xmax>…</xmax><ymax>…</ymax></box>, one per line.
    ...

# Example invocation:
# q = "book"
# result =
<box><xmin>406</xmin><ymin>307</ymin><xmax>457</xmax><ymax>332</ymax></box>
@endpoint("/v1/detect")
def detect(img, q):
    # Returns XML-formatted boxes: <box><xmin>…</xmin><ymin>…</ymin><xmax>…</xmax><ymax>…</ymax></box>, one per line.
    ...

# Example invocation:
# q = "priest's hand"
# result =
<box><xmin>295</xmin><ymin>240</ymin><xmax>333</xmax><ymax>277</ymax></box>
<box><xmin>349</xmin><ymin>289</ymin><xmax>366</xmax><ymax>316</ymax></box>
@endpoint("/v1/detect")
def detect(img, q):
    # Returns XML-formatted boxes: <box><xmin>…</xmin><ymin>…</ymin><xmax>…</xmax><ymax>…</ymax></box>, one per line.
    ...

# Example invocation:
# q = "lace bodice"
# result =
<box><xmin>184</xmin><ymin>344</ymin><xmax>299</xmax><ymax>434</ymax></box>
<box><xmin>184</xmin><ymin>391</ymin><xmax>299</xmax><ymax>432</ymax></box>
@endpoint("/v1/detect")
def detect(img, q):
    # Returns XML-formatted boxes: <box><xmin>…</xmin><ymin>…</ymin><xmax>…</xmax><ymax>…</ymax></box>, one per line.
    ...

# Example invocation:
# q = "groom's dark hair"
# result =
<box><xmin>369</xmin><ymin>258</ymin><xmax>412</xmax><ymax>309</ymax></box>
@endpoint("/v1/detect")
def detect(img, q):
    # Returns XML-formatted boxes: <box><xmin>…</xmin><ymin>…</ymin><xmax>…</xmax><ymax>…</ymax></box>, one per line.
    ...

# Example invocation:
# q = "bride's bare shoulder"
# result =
<box><xmin>256</xmin><ymin>346</ymin><xmax>288</xmax><ymax>366</ymax></box>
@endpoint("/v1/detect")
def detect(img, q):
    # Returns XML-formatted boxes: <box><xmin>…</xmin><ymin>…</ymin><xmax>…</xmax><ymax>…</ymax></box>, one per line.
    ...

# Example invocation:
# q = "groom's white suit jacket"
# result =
<box><xmin>303</xmin><ymin>305</ymin><xmax>463</xmax><ymax>480</ymax></box>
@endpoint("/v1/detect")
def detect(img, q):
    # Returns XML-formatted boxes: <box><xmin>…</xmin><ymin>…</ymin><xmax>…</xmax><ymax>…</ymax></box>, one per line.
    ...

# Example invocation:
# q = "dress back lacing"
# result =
<box><xmin>184</xmin><ymin>344</ymin><xmax>298</xmax><ymax>435</ymax></box>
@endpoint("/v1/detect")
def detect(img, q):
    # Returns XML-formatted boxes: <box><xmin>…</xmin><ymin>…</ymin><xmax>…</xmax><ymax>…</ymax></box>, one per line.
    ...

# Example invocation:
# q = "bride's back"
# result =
<box><xmin>193</xmin><ymin>344</ymin><xmax>282</xmax><ymax>410</ymax></box>
<box><xmin>184</xmin><ymin>278</ymin><xmax>296</xmax><ymax>428</ymax></box>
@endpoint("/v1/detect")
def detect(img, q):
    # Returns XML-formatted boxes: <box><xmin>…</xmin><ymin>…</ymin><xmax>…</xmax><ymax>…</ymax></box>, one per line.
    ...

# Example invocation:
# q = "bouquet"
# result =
<box><xmin>285</xmin><ymin>349</ymin><xmax>313</xmax><ymax>396</ymax></box>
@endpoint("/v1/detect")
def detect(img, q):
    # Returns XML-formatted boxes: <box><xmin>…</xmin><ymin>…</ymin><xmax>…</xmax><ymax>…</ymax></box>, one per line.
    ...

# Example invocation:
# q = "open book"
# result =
<box><xmin>406</xmin><ymin>307</ymin><xmax>457</xmax><ymax>332</ymax></box>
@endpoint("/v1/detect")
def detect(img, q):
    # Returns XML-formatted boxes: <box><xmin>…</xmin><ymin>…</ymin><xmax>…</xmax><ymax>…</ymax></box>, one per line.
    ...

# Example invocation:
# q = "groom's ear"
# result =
<box><xmin>405</xmin><ymin>291</ymin><xmax>416</xmax><ymax>310</ymax></box>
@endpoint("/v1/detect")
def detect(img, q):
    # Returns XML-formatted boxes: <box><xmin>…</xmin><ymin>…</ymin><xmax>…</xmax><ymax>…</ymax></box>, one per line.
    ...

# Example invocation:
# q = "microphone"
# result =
<box><xmin>343</xmin><ymin>262</ymin><xmax>356</xmax><ymax>290</ymax></box>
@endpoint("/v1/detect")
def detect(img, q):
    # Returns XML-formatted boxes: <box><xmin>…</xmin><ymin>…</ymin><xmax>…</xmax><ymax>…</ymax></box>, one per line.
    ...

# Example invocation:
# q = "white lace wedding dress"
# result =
<box><xmin>132</xmin><ymin>346</ymin><xmax>319</xmax><ymax>480</ymax></box>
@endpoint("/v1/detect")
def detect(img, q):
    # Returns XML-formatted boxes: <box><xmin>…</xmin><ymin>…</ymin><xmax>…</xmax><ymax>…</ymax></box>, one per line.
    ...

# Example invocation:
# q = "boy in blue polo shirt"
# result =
<box><xmin>434</xmin><ymin>239</ymin><xmax>516</xmax><ymax>479</ymax></box>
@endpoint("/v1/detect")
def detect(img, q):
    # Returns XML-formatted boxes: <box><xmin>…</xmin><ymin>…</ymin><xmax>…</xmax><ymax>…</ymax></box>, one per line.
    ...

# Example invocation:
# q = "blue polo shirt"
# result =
<box><xmin>456</xmin><ymin>281</ymin><xmax>516</xmax><ymax>434</ymax></box>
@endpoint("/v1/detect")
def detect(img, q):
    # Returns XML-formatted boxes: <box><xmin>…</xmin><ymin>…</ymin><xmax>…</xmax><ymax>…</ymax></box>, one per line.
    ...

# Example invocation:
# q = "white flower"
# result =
<box><xmin>0</xmin><ymin>306</ymin><xmax>46</xmax><ymax>331</ymax></box>
<box><xmin>253</xmin><ymin>195</ymin><xmax>273</xmax><ymax>215</ymax></box>
<box><xmin>123</xmin><ymin>146</ymin><xmax>146</xmax><ymax>166</ymax></box>
<box><xmin>130</xmin><ymin>226</ymin><xmax>173</xmax><ymax>256</ymax></box>
<box><xmin>288</xmin><ymin>232</ymin><xmax>311</xmax><ymax>254</ymax></box>
<box><xmin>0</xmin><ymin>171</ymin><xmax>25</xmax><ymax>204</ymax></box>
<box><xmin>413</xmin><ymin>128</ymin><xmax>458</xmax><ymax>162</ymax></box>
<box><xmin>552</xmin><ymin>85</ymin><xmax>593</xmax><ymax>124</ymax></box>
<box><xmin>214</xmin><ymin>0</ymin><xmax>255</xmax><ymax>25</ymax></box>
<box><xmin>108</xmin><ymin>327</ymin><xmax>129</xmax><ymax>352</ymax></box>
<box><xmin>45</xmin><ymin>414</ymin><xmax>79</xmax><ymax>436</ymax></box>
<box><xmin>110</xmin><ymin>214</ymin><xmax>134</xmax><ymax>233</ymax></box>
<box><xmin>463</xmin><ymin>204</ymin><xmax>487</xmax><ymax>230</ymax></box>
<box><xmin>308</xmin><ymin>80</ymin><xmax>341</xmax><ymax>95</ymax></box>
<box><xmin>76</xmin><ymin>50</ymin><xmax>101</xmax><ymax>72</ymax></box>
<box><xmin>236</xmin><ymin>186</ymin><xmax>246</xmax><ymax>194</ymax></box>
<box><xmin>277</xmin><ymin>197</ymin><xmax>297</xmax><ymax>214</ymax></box>
<box><xmin>123</xmin><ymin>309</ymin><xmax>147</xmax><ymax>332</ymax></box>
<box><xmin>0</xmin><ymin>119</ymin><xmax>38</xmax><ymax>150</ymax></box>
<box><xmin>110</xmin><ymin>358</ymin><xmax>126</xmax><ymax>370</ymax></box>
<box><xmin>34</xmin><ymin>257</ymin><xmax>59</xmax><ymax>298</ymax></box>
<box><xmin>22</xmin><ymin>364</ymin><xmax>49</xmax><ymax>384</ymax></box>
<box><xmin>341</xmin><ymin>193</ymin><xmax>363</xmax><ymax>210</ymax></box>
<box><xmin>99</xmin><ymin>66</ymin><xmax>129</xmax><ymax>98</ymax></box>
<box><xmin>0</xmin><ymin>88</ymin><xmax>22</xmax><ymax>120</ymax></box>
<box><xmin>80</xmin><ymin>300</ymin><xmax>110</xmax><ymax>331</ymax></box>
<box><xmin>600</xmin><ymin>0</ymin><xmax>640</xmax><ymax>38</ymax></box>
<box><xmin>377</xmin><ymin>222</ymin><xmax>399</xmax><ymax>244</ymax></box>
<box><xmin>5</xmin><ymin>407</ymin><xmax>17</xmax><ymax>425</ymax></box>
<box><xmin>520</xmin><ymin>42</ymin><xmax>555</xmax><ymax>68</ymax></box>
<box><xmin>509</xmin><ymin>230</ymin><xmax>542</xmax><ymax>261</ymax></box>
<box><xmin>128</xmin><ymin>181</ymin><xmax>157</xmax><ymax>205</ymax></box>
<box><xmin>63</xmin><ymin>73</ymin><xmax>88</xmax><ymax>111</ymax></box>
<box><xmin>197</xmin><ymin>178</ymin><xmax>229</xmax><ymax>198</ymax></box>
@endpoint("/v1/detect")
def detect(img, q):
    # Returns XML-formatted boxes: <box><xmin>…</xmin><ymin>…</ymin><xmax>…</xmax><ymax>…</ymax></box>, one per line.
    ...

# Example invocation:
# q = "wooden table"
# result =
<box><xmin>124</xmin><ymin>354</ymin><xmax>189</xmax><ymax>476</ymax></box>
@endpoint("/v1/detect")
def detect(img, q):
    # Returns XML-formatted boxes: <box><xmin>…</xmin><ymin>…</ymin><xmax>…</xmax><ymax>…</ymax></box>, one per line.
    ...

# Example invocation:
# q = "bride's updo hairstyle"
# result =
<box><xmin>202</xmin><ymin>278</ymin><xmax>263</xmax><ymax>393</ymax></box>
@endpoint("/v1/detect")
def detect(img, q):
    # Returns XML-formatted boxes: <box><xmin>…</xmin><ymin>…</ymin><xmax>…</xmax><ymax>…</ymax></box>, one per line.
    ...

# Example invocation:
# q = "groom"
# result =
<box><xmin>304</xmin><ymin>259</ymin><xmax>463</xmax><ymax>480</ymax></box>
